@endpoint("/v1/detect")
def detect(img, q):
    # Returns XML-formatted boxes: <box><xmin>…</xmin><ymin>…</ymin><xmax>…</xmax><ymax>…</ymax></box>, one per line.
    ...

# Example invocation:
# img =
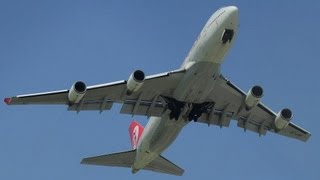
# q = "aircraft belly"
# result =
<box><xmin>149</xmin><ymin>116</ymin><xmax>186</xmax><ymax>153</ymax></box>
<box><xmin>182</xmin><ymin>7</ymin><xmax>237</xmax><ymax>68</ymax></box>
<box><xmin>183</xmin><ymin>26</ymin><xmax>233</xmax><ymax>66</ymax></box>
<box><xmin>173</xmin><ymin>61</ymin><xmax>220</xmax><ymax>103</ymax></box>
<box><xmin>133</xmin><ymin>112</ymin><xmax>186</xmax><ymax>170</ymax></box>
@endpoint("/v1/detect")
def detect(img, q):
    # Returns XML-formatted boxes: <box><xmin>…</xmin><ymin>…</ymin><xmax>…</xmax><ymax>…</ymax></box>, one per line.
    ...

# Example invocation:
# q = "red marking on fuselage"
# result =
<box><xmin>129</xmin><ymin>121</ymin><xmax>144</xmax><ymax>149</ymax></box>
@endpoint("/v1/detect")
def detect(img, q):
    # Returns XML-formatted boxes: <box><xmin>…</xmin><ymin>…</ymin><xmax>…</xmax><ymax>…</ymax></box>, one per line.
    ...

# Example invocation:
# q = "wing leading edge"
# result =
<box><xmin>5</xmin><ymin>69</ymin><xmax>185</xmax><ymax>117</ymax></box>
<box><xmin>5</xmin><ymin>70</ymin><xmax>311</xmax><ymax>142</ymax></box>
<box><xmin>197</xmin><ymin>75</ymin><xmax>311</xmax><ymax>142</ymax></box>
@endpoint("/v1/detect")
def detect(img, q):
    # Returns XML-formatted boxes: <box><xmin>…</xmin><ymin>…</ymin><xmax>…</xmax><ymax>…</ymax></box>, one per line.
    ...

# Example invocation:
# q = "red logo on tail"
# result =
<box><xmin>129</xmin><ymin>121</ymin><xmax>144</xmax><ymax>149</ymax></box>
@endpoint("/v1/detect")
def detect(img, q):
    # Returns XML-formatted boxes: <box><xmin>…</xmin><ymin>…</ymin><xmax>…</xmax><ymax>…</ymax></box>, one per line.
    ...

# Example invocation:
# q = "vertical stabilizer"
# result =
<box><xmin>129</xmin><ymin>121</ymin><xmax>144</xmax><ymax>149</ymax></box>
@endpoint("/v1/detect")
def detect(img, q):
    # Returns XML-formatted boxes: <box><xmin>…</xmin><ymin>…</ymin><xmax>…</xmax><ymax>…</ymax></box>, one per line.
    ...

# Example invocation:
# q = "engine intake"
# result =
<box><xmin>245</xmin><ymin>85</ymin><xmax>263</xmax><ymax>110</ymax></box>
<box><xmin>127</xmin><ymin>70</ymin><xmax>145</xmax><ymax>95</ymax></box>
<box><xmin>68</xmin><ymin>81</ymin><xmax>87</xmax><ymax>104</ymax></box>
<box><xmin>274</xmin><ymin>108</ymin><xmax>293</xmax><ymax>130</ymax></box>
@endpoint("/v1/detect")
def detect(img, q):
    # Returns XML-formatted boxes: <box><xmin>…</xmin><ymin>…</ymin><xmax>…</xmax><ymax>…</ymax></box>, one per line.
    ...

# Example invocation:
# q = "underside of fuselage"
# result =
<box><xmin>132</xmin><ymin>6</ymin><xmax>239</xmax><ymax>175</ymax></box>
<box><xmin>132</xmin><ymin>112</ymin><xmax>187</xmax><ymax>170</ymax></box>
<box><xmin>80</xmin><ymin>5</ymin><xmax>241</xmax><ymax>177</ymax></box>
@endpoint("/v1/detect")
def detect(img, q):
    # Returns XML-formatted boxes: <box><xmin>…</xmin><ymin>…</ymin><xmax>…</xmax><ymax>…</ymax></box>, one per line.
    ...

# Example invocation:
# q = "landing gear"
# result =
<box><xmin>161</xmin><ymin>96</ymin><xmax>214</xmax><ymax>122</ymax></box>
<box><xmin>164</xmin><ymin>97</ymin><xmax>184</xmax><ymax>120</ymax></box>
<box><xmin>187</xmin><ymin>102</ymin><xmax>214</xmax><ymax>122</ymax></box>
<box><xmin>131</xmin><ymin>167</ymin><xmax>139</xmax><ymax>174</ymax></box>
<box><xmin>221</xmin><ymin>29</ymin><xmax>234</xmax><ymax>44</ymax></box>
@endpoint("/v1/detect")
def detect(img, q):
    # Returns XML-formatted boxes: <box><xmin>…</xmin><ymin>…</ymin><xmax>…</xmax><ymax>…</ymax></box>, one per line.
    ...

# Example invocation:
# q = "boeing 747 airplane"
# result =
<box><xmin>4</xmin><ymin>6</ymin><xmax>311</xmax><ymax>176</ymax></box>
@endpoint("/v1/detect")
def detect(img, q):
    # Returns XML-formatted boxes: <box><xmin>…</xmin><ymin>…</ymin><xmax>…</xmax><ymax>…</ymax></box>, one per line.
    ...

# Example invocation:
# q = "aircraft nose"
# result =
<box><xmin>225</xmin><ymin>6</ymin><xmax>238</xmax><ymax>19</ymax></box>
<box><xmin>223</xmin><ymin>6</ymin><xmax>239</xmax><ymax>28</ymax></box>
<box><xmin>227</xmin><ymin>6</ymin><xmax>238</xmax><ymax>12</ymax></box>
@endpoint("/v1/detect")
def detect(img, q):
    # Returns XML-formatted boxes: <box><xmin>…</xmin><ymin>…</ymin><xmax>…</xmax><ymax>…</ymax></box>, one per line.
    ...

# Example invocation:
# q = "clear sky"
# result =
<box><xmin>1</xmin><ymin>1</ymin><xmax>319</xmax><ymax>179</ymax></box>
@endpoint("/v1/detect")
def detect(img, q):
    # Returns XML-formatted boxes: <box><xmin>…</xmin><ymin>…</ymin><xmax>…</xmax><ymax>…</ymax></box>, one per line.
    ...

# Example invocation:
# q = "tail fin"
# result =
<box><xmin>81</xmin><ymin>150</ymin><xmax>184</xmax><ymax>176</ymax></box>
<box><xmin>129</xmin><ymin>121</ymin><xmax>144</xmax><ymax>149</ymax></box>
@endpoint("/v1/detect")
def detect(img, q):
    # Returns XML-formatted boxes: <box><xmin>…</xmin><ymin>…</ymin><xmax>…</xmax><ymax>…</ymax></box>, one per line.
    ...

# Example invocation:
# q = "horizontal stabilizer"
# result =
<box><xmin>81</xmin><ymin>150</ymin><xmax>184</xmax><ymax>176</ymax></box>
<box><xmin>146</xmin><ymin>155</ymin><xmax>184</xmax><ymax>176</ymax></box>
<box><xmin>81</xmin><ymin>150</ymin><xmax>135</xmax><ymax>168</ymax></box>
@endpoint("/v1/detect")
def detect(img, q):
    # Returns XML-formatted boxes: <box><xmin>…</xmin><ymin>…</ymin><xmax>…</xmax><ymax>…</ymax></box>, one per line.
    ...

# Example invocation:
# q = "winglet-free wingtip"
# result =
<box><xmin>80</xmin><ymin>159</ymin><xmax>85</xmax><ymax>164</ymax></box>
<box><xmin>4</xmin><ymin>98</ymin><xmax>11</xmax><ymax>105</ymax></box>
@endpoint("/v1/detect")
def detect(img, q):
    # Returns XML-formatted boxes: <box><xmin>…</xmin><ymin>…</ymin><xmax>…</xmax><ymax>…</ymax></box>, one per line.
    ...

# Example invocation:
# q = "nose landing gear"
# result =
<box><xmin>221</xmin><ymin>29</ymin><xmax>234</xmax><ymax>44</ymax></box>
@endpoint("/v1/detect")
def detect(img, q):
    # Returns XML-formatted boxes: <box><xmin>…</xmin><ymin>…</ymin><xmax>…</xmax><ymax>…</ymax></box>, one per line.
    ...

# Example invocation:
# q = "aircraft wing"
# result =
<box><xmin>197</xmin><ymin>75</ymin><xmax>311</xmax><ymax>142</ymax></box>
<box><xmin>5</xmin><ymin>69</ymin><xmax>311</xmax><ymax>142</ymax></box>
<box><xmin>5</xmin><ymin>69</ymin><xmax>185</xmax><ymax>116</ymax></box>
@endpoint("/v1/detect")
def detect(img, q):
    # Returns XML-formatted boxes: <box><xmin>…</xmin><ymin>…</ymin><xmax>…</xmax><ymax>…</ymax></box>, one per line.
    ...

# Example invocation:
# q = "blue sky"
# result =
<box><xmin>1</xmin><ymin>1</ymin><xmax>319</xmax><ymax>179</ymax></box>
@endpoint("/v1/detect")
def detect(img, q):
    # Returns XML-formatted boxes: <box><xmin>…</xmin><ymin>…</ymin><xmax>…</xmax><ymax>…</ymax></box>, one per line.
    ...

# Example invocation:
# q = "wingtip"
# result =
<box><xmin>4</xmin><ymin>98</ymin><xmax>11</xmax><ymax>105</ymax></box>
<box><xmin>80</xmin><ymin>159</ymin><xmax>85</xmax><ymax>164</ymax></box>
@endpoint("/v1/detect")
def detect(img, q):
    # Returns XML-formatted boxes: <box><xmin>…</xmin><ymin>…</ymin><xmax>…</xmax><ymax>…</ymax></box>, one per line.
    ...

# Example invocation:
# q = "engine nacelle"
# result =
<box><xmin>245</xmin><ymin>85</ymin><xmax>263</xmax><ymax>110</ymax></box>
<box><xmin>274</xmin><ymin>108</ymin><xmax>293</xmax><ymax>130</ymax></box>
<box><xmin>126</xmin><ymin>70</ymin><xmax>145</xmax><ymax>95</ymax></box>
<box><xmin>68</xmin><ymin>81</ymin><xmax>87</xmax><ymax>104</ymax></box>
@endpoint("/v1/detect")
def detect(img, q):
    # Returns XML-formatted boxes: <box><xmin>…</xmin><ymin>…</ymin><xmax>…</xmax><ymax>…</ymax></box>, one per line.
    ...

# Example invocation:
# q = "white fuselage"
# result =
<box><xmin>132</xmin><ymin>6</ymin><xmax>239</xmax><ymax>171</ymax></box>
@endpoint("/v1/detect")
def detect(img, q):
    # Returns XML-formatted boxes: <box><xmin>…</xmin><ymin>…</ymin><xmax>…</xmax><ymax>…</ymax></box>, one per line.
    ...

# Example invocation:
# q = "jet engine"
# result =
<box><xmin>127</xmin><ymin>70</ymin><xmax>145</xmax><ymax>95</ymax></box>
<box><xmin>245</xmin><ymin>85</ymin><xmax>263</xmax><ymax>110</ymax></box>
<box><xmin>68</xmin><ymin>81</ymin><xmax>87</xmax><ymax>104</ymax></box>
<box><xmin>274</xmin><ymin>108</ymin><xmax>293</xmax><ymax>130</ymax></box>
